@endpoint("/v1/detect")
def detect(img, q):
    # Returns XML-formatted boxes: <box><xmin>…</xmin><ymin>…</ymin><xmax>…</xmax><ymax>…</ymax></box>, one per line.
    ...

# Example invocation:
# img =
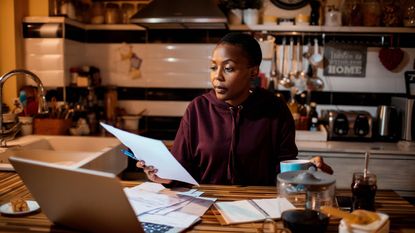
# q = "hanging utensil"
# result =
<box><xmin>310</xmin><ymin>38</ymin><xmax>323</xmax><ymax>66</ymax></box>
<box><xmin>294</xmin><ymin>38</ymin><xmax>306</xmax><ymax>93</ymax></box>
<box><xmin>306</xmin><ymin>64</ymin><xmax>324</xmax><ymax>91</ymax></box>
<box><xmin>279</xmin><ymin>37</ymin><xmax>294</xmax><ymax>88</ymax></box>
<box><xmin>268</xmin><ymin>43</ymin><xmax>277</xmax><ymax>92</ymax></box>
<box><xmin>287</xmin><ymin>37</ymin><xmax>296</xmax><ymax>85</ymax></box>
<box><xmin>301</xmin><ymin>38</ymin><xmax>311</xmax><ymax>77</ymax></box>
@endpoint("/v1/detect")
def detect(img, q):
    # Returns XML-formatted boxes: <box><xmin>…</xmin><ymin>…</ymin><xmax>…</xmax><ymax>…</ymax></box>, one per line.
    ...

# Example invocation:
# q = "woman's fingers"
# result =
<box><xmin>136</xmin><ymin>160</ymin><xmax>146</xmax><ymax>168</ymax></box>
<box><xmin>310</xmin><ymin>156</ymin><xmax>334</xmax><ymax>175</ymax></box>
<box><xmin>310</xmin><ymin>156</ymin><xmax>323</xmax><ymax>168</ymax></box>
<box><xmin>137</xmin><ymin>163</ymin><xmax>172</xmax><ymax>184</ymax></box>
<box><xmin>145</xmin><ymin>167</ymin><xmax>172</xmax><ymax>184</ymax></box>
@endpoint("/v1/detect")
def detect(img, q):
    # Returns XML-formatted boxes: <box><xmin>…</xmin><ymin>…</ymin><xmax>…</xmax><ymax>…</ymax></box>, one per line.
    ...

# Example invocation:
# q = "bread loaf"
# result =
<box><xmin>10</xmin><ymin>198</ymin><xmax>29</xmax><ymax>212</ymax></box>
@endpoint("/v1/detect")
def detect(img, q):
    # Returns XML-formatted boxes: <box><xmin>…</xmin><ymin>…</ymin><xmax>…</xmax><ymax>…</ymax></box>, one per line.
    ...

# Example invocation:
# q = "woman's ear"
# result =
<box><xmin>250</xmin><ymin>66</ymin><xmax>260</xmax><ymax>79</ymax></box>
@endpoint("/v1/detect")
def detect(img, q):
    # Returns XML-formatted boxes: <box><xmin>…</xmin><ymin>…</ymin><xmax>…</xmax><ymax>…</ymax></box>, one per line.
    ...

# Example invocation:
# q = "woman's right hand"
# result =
<box><xmin>136</xmin><ymin>160</ymin><xmax>172</xmax><ymax>184</ymax></box>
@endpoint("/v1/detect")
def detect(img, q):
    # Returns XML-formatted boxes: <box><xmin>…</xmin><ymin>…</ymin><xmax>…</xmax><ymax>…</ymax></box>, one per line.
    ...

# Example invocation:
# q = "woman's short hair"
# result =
<box><xmin>217</xmin><ymin>32</ymin><xmax>262</xmax><ymax>67</ymax></box>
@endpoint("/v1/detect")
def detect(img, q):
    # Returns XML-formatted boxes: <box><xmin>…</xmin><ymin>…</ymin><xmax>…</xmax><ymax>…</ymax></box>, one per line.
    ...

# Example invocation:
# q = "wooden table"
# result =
<box><xmin>1</xmin><ymin>172</ymin><xmax>415</xmax><ymax>233</ymax></box>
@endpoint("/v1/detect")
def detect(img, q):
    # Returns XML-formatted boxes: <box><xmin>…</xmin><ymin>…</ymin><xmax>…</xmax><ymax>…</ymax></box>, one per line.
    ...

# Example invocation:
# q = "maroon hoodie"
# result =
<box><xmin>171</xmin><ymin>87</ymin><xmax>298</xmax><ymax>185</ymax></box>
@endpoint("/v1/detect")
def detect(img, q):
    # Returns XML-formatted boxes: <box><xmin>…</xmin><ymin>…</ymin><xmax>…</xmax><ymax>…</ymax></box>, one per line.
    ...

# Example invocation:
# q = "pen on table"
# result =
<box><xmin>120</xmin><ymin>149</ymin><xmax>137</xmax><ymax>160</ymax></box>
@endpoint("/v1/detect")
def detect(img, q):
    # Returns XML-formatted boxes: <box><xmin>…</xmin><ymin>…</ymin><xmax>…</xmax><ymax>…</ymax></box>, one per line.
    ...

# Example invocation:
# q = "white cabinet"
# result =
<box><xmin>299</xmin><ymin>151</ymin><xmax>415</xmax><ymax>197</ymax></box>
<box><xmin>24</xmin><ymin>38</ymin><xmax>85</xmax><ymax>87</ymax></box>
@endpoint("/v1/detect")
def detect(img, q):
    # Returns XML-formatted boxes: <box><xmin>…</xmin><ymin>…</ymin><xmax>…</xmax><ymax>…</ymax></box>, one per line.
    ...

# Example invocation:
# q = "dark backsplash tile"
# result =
<box><xmin>86</xmin><ymin>30</ymin><xmax>147</xmax><ymax>43</ymax></box>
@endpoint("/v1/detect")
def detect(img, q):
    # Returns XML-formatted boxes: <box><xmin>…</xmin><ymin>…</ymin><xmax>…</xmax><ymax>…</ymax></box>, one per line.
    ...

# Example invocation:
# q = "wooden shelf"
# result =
<box><xmin>229</xmin><ymin>24</ymin><xmax>415</xmax><ymax>34</ymax></box>
<box><xmin>24</xmin><ymin>17</ymin><xmax>415</xmax><ymax>34</ymax></box>
<box><xmin>23</xmin><ymin>16</ymin><xmax>146</xmax><ymax>31</ymax></box>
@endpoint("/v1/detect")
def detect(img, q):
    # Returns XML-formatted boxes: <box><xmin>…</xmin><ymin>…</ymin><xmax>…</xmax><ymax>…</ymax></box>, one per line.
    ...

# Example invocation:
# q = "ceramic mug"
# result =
<box><xmin>280</xmin><ymin>159</ymin><xmax>314</xmax><ymax>173</ymax></box>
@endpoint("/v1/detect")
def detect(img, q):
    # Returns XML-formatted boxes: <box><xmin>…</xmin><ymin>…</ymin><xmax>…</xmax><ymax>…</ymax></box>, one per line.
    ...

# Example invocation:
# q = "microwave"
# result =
<box><xmin>391</xmin><ymin>97</ymin><xmax>415</xmax><ymax>141</ymax></box>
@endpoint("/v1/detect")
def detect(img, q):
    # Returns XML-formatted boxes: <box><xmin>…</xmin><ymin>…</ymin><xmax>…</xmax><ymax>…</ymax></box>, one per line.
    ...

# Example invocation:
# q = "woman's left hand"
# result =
<box><xmin>310</xmin><ymin>156</ymin><xmax>333</xmax><ymax>174</ymax></box>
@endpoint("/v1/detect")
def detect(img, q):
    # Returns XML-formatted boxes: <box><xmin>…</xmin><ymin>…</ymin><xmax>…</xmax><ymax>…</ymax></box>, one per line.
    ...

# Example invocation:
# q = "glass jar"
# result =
<box><xmin>382</xmin><ymin>0</ymin><xmax>401</xmax><ymax>27</ymax></box>
<box><xmin>351</xmin><ymin>172</ymin><xmax>377</xmax><ymax>211</ymax></box>
<box><xmin>325</xmin><ymin>5</ymin><xmax>342</xmax><ymax>26</ymax></box>
<box><xmin>341</xmin><ymin>0</ymin><xmax>363</xmax><ymax>26</ymax></box>
<box><xmin>90</xmin><ymin>2</ymin><xmax>105</xmax><ymax>24</ymax></box>
<box><xmin>277</xmin><ymin>170</ymin><xmax>336</xmax><ymax>210</ymax></box>
<box><xmin>121</xmin><ymin>3</ymin><xmax>137</xmax><ymax>24</ymax></box>
<box><xmin>403</xmin><ymin>0</ymin><xmax>415</xmax><ymax>27</ymax></box>
<box><xmin>362</xmin><ymin>0</ymin><xmax>381</xmax><ymax>26</ymax></box>
<box><xmin>105</xmin><ymin>3</ymin><xmax>121</xmax><ymax>24</ymax></box>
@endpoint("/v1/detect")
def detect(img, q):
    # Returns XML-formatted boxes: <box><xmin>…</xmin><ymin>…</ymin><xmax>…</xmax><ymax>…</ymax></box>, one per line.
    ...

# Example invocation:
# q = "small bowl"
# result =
<box><xmin>282</xmin><ymin>209</ymin><xmax>329</xmax><ymax>233</ymax></box>
<box><xmin>2</xmin><ymin>113</ymin><xmax>16</xmax><ymax>123</ymax></box>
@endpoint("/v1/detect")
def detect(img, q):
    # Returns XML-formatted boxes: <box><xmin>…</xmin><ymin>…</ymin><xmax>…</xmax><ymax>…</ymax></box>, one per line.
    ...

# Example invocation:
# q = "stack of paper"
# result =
<box><xmin>124</xmin><ymin>182</ymin><xmax>215</xmax><ymax>229</ymax></box>
<box><xmin>214</xmin><ymin>198</ymin><xmax>296</xmax><ymax>225</ymax></box>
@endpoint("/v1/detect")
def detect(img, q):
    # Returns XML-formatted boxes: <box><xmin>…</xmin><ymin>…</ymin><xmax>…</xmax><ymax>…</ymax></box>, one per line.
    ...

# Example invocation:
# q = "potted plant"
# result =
<box><xmin>219</xmin><ymin>0</ymin><xmax>245</xmax><ymax>25</ymax></box>
<box><xmin>243</xmin><ymin>0</ymin><xmax>263</xmax><ymax>25</ymax></box>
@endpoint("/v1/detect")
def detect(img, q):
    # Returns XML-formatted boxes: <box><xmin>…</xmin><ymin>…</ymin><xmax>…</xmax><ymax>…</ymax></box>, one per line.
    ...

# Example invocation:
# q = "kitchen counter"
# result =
<box><xmin>297</xmin><ymin>140</ymin><xmax>415</xmax><ymax>156</ymax></box>
<box><xmin>163</xmin><ymin>138</ymin><xmax>415</xmax><ymax>156</ymax></box>
<box><xmin>0</xmin><ymin>172</ymin><xmax>414</xmax><ymax>232</ymax></box>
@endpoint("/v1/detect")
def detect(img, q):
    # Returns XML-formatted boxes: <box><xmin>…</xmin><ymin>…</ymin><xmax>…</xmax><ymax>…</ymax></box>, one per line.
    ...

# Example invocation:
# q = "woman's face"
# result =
<box><xmin>210</xmin><ymin>43</ymin><xmax>259</xmax><ymax>106</ymax></box>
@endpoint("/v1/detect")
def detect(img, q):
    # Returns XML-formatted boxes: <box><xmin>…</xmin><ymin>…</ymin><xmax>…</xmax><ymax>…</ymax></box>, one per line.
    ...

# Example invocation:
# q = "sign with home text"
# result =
<box><xmin>323</xmin><ymin>43</ymin><xmax>367</xmax><ymax>77</ymax></box>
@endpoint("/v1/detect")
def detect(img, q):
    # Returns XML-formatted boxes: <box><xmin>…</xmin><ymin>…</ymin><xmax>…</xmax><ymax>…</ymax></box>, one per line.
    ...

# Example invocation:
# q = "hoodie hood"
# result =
<box><xmin>130</xmin><ymin>0</ymin><xmax>228</xmax><ymax>29</ymax></box>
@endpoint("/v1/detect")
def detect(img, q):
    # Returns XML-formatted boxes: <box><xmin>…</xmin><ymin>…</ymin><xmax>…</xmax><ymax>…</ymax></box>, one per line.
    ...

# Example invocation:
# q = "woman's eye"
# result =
<box><xmin>209</xmin><ymin>65</ymin><xmax>217</xmax><ymax>71</ymax></box>
<box><xmin>224</xmin><ymin>67</ymin><xmax>233</xmax><ymax>73</ymax></box>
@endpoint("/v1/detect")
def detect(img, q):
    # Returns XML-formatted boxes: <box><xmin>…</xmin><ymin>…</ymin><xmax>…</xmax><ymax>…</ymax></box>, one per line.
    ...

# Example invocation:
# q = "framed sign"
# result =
<box><xmin>323</xmin><ymin>43</ymin><xmax>367</xmax><ymax>77</ymax></box>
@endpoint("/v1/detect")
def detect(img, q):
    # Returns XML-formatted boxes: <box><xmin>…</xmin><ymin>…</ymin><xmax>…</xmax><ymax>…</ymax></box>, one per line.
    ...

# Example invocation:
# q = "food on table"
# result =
<box><xmin>10</xmin><ymin>198</ymin><xmax>29</xmax><ymax>212</ymax></box>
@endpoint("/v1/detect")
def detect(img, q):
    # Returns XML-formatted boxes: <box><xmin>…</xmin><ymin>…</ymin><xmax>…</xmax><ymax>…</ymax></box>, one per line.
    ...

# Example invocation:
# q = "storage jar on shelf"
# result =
<box><xmin>382</xmin><ymin>0</ymin><xmax>402</xmax><ymax>27</ymax></box>
<box><xmin>362</xmin><ymin>0</ymin><xmax>381</xmax><ymax>26</ymax></box>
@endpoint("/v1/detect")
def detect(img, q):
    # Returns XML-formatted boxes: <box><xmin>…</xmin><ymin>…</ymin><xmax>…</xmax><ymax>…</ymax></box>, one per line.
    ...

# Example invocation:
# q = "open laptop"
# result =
<box><xmin>9</xmin><ymin>156</ymin><xmax>185</xmax><ymax>233</ymax></box>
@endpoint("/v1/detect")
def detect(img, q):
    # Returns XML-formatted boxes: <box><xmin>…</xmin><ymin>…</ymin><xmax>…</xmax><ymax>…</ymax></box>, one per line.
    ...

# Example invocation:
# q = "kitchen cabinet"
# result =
<box><xmin>298</xmin><ymin>143</ymin><xmax>415</xmax><ymax>198</ymax></box>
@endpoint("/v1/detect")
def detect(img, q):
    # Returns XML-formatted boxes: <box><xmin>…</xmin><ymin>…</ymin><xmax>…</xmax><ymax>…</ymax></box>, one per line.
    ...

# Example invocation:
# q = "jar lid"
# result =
<box><xmin>277</xmin><ymin>170</ymin><xmax>335</xmax><ymax>186</ymax></box>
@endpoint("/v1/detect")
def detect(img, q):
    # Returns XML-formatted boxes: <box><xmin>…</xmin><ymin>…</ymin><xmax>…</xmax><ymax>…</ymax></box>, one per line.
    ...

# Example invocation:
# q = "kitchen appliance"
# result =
<box><xmin>405</xmin><ymin>71</ymin><xmax>415</xmax><ymax>98</ymax></box>
<box><xmin>325</xmin><ymin>110</ymin><xmax>373</xmax><ymax>141</ymax></box>
<box><xmin>375</xmin><ymin>105</ymin><xmax>399</xmax><ymax>141</ymax></box>
<box><xmin>129</xmin><ymin>0</ymin><xmax>227</xmax><ymax>29</ymax></box>
<box><xmin>391</xmin><ymin>97</ymin><xmax>415</xmax><ymax>141</ymax></box>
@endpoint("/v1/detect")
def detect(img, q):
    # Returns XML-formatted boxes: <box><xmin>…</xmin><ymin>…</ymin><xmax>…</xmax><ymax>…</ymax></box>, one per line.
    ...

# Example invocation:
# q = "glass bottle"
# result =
<box><xmin>308</xmin><ymin>102</ymin><xmax>318</xmax><ymax>131</ymax></box>
<box><xmin>341</xmin><ymin>0</ymin><xmax>363</xmax><ymax>26</ymax></box>
<box><xmin>297</xmin><ymin>92</ymin><xmax>309</xmax><ymax>130</ymax></box>
<box><xmin>105</xmin><ymin>86</ymin><xmax>118</xmax><ymax>124</ymax></box>
<box><xmin>309</xmin><ymin>0</ymin><xmax>321</xmax><ymax>25</ymax></box>
<box><xmin>362</xmin><ymin>0</ymin><xmax>381</xmax><ymax>26</ymax></box>
<box><xmin>287</xmin><ymin>88</ymin><xmax>299</xmax><ymax>129</ymax></box>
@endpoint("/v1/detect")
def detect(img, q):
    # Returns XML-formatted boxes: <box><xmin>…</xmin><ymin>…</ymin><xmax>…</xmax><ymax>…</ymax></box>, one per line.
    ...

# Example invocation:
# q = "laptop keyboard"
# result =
<box><xmin>141</xmin><ymin>222</ymin><xmax>174</xmax><ymax>233</ymax></box>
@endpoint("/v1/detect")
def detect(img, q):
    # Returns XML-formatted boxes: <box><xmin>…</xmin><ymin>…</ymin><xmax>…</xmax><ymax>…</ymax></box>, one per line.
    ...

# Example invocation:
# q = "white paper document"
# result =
<box><xmin>124</xmin><ymin>182</ymin><xmax>215</xmax><ymax>228</ymax></box>
<box><xmin>100</xmin><ymin>122</ymin><xmax>198</xmax><ymax>185</ymax></box>
<box><xmin>214</xmin><ymin>197</ymin><xmax>296</xmax><ymax>225</ymax></box>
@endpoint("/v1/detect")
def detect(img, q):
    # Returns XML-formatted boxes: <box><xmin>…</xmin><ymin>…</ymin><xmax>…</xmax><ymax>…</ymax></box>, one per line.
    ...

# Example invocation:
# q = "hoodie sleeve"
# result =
<box><xmin>170</xmin><ymin>104</ymin><xmax>200</xmax><ymax>183</ymax></box>
<box><xmin>276</xmin><ymin>98</ymin><xmax>298</xmax><ymax>163</ymax></box>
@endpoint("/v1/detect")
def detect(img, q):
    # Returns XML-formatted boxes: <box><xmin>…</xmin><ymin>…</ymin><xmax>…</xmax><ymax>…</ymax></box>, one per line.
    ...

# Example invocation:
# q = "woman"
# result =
<box><xmin>137</xmin><ymin>32</ymin><xmax>332</xmax><ymax>186</ymax></box>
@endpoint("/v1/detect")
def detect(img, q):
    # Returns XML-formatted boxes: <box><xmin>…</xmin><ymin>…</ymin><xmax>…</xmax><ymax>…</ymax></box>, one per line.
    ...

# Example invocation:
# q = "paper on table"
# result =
<box><xmin>214</xmin><ymin>197</ymin><xmax>295</xmax><ymax>225</ymax></box>
<box><xmin>139</xmin><ymin>211</ymin><xmax>200</xmax><ymax>229</ymax></box>
<box><xmin>100</xmin><ymin>122</ymin><xmax>198</xmax><ymax>185</ymax></box>
<box><xmin>124</xmin><ymin>189</ymin><xmax>192</xmax><ymax>215</ymax></box>
<box><xmin>252</xmin><ymin>197</ymin><xmax>295</xmax><ymax>219</ymax></box>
